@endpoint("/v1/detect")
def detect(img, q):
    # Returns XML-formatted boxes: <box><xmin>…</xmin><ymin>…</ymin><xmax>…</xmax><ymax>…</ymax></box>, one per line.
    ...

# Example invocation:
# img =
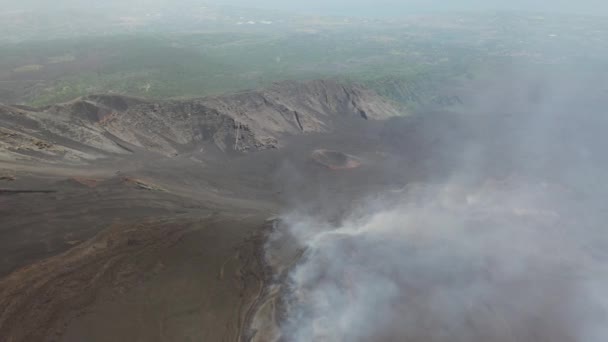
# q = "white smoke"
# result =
<box><xmin>273</xmin><ymin>180</ymin><xmax>608</xmax><ymax>341</ymax></box>
<box><xmin>257</xmin><ymin>60</ymin><xmax>608</xmax><ymax>342</ymax></box>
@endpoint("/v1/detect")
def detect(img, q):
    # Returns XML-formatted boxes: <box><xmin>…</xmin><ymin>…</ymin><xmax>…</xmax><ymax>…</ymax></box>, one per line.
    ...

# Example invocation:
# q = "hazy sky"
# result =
<box><xmin>4</xmin><ymin>0</ymin><xmax>608</xmax><ymax>16</ymax></box>
<box><xmin>215</xmin><ymin>0</ymin><xmax>608</xmax><ymax>16</ymax></box>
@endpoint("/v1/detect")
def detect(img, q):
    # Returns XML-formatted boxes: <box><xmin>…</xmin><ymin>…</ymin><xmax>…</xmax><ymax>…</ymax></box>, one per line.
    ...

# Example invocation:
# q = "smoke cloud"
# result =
<box><xmin>266</xmin><ymin>68</ymin><xmax>608</xmax><ymax>341</ymax></box>
<box><xmin>276</xmin><ymin>181</ymin><xmax>608</xmax><ymax>341</ymax></box>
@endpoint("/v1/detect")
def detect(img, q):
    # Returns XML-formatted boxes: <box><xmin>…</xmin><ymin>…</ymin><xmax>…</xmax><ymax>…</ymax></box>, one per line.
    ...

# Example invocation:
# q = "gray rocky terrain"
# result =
<box><xmin>0</xmin><ymin>80</ymin><xmax>400</xmax><ymax>164</ymax></box>
<box><xmin>0</xmin><ymin>79</ymin><xmax>405</xmax><ymax>342</ymax></box>
<box><xmin>3</xmin><ymin>74</ymin><xmax>608</xmax><ymax>342</ymax></box>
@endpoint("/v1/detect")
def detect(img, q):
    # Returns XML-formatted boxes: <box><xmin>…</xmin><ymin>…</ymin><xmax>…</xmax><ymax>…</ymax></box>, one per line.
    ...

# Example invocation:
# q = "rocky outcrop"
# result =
<box><xmin>0</xmin><ymin>80</ymin><xmax>402</xmax><ymax>163</ymax></box>
<box><xmin>0</xmin><ymin>102</ymin><xmax>130</xmax><ymax>164</ymax></box>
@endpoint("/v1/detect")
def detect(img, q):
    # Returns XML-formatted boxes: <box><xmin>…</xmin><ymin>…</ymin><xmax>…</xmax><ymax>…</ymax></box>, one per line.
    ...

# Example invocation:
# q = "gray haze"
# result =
<box><xmin>217</xmin><ymin>0</ymin><xmax>608</xmax><ymax>16</ymax></box>
<box><xmin>4</xmin><ymin>0</ymin><xmax>608</xmax><ymax>16</ymax></box>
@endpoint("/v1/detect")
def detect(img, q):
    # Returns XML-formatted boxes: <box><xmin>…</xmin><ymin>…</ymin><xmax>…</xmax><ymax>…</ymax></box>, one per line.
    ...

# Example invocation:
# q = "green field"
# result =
<box><xmin>1</xmin><ymin>10</ymin><xmax>606</xmax><ymax>109</ymax></box>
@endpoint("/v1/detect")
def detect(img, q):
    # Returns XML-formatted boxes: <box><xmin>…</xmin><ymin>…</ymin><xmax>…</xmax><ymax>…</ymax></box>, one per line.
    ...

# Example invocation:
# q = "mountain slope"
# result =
<box><xmin>0</xmin><ymin>80</ymin><xmax>402</xmax><ymax>163</ymax></box>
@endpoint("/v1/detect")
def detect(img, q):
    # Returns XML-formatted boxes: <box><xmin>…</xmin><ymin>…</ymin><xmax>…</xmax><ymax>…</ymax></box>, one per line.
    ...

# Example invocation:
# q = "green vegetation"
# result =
<box><xmin>0</xmin><ymin>31</ymin><xmax>478</xmax><ymax>108</ymax></box>
<box><xmin>1</xmin><ymin>11</ymin><xmax>607</xmax><ymax>109</ymax></box>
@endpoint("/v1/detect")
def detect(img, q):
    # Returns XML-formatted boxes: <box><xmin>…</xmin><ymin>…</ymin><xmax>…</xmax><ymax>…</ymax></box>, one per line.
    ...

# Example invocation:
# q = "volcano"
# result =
<box><xmin>0</xmin><ymin>79</ymin><xmax>405</xmax><ymax>342</ymax></box>
<box><xmin>3</xmin><ymin>72</ymin><xmax>608</xmax><ymax>342</ymax></box>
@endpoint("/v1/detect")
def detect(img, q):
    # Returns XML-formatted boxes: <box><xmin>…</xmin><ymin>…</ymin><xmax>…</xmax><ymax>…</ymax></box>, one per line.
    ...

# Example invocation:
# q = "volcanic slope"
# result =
<box><xmin>0</xmin><ymin>79</ymin><xmax>404</xmax><ymax>342</ymax></box>
<box><xmin>0</xmin><ymin>80</ymin><xmax>401</xmax><ymax>164</ymax></box>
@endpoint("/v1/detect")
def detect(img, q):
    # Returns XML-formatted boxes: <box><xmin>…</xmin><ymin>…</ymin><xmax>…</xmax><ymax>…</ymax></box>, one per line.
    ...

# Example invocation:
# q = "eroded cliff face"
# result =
<box><xmin>0</xmin><ymin>80</ymin><xmax>402</xmax><ymax>163</ymax></box>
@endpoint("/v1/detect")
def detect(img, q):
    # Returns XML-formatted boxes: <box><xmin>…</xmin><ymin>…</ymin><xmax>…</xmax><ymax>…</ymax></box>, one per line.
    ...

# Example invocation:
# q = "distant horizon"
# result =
<box><xmin>212</xmin><ymin>0</ymin><xmax>608</xmax><ymax>18</ymax></box>
<box><xmin>4</xmin><ymin>0</ymin><xmax>608</xmax><ymax>18</ymax></box>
